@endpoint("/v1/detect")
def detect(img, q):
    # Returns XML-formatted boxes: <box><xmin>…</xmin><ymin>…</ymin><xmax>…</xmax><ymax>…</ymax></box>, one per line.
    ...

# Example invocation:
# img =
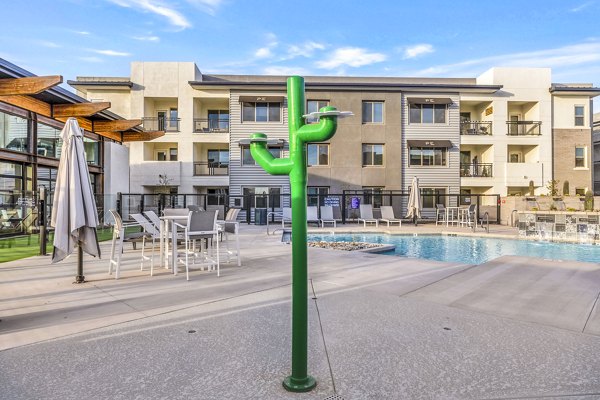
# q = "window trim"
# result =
<box><xmin>306</xmin><ymin>100</ymin><xmax>329</xmax><ymax>124</ymax></box>
<box><xmin>362</xmin><ymin>101</ymin><xmax>384</xmax><ymax>124</ymax></box>
<box><xmin>241</xmin><ymin>101</ymin><xmax>282</xmax><ymax>123</ymax></box>
<box><xmin>575</xmin><ymin>146</ymin><xmax>587</xmax><ymax>169</ymax></box>
<box><xmin>307</xmin><ymin>143</ymin><xmax>329</xmax><ymax>166</ymax></box>
<box><xmin>408</xmin><ymin>146</ymin><xmax>448</xmax><ymax>167</ymax></box>
<box><xmin>574</xmin><ymin>105</ymin><xmax>585</xmax><ymax>127</ymax></box>
<box><xmin>362</xmin><ymin>143</ymin><xmax>385</xmax><ymax>167</ymax></box>
<box><xmin>409</xmin><ymin>103</ymin><xmax>448</xmax><ymax>124</ymax></box>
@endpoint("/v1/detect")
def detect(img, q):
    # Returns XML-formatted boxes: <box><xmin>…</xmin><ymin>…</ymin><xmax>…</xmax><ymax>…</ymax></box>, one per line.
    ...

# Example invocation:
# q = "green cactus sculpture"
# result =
<box><xmin>250</xmin><ymin>76</ymin><xmax>348</xmax><ymax>392</ymax></box>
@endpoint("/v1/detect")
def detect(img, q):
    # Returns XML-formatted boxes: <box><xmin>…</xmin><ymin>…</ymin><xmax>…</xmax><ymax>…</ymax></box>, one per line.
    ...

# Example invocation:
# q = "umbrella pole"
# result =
<box><xmin>75</xmin><ymin>243</ymin><xmax>85</xmax><ymax>283</ymax></box>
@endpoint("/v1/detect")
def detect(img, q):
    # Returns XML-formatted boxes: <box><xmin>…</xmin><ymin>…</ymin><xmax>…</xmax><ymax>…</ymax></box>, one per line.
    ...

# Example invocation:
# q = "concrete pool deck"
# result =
<box><xmin>1</xmin><ymin>223</ymin><xmax>600</xmax><ymax>399</ymax></box>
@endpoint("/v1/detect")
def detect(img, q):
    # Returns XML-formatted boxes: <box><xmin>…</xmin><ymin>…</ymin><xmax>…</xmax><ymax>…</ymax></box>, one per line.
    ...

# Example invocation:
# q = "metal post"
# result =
<box><xmin>75</xmin><ymin>244</ymin><xmax>85</xmax><ymax>283</ymax></box>
<box><xmin>116</xmin><ymin>192</ymin><xmax>122</xmax><ymax>217</ymax></box>
<box><xmin>38</xmin><ymin>186</ymin><xmax>47</xmax><ymax>256</ymax></box>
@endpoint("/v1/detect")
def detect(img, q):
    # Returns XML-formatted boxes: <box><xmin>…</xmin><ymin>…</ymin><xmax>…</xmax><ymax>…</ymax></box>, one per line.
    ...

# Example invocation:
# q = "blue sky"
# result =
<box><xmin>2</xmin><ymin>0</ymin><xmax>600</xmax><ymax>106</ymax></box>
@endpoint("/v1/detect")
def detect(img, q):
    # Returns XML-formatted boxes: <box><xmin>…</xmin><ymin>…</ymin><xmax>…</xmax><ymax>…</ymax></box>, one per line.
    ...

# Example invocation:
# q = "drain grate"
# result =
<box><xmin>323</xmin><ymin>395</ymin><xmax>345</xmax><ymax>400</ymax></box>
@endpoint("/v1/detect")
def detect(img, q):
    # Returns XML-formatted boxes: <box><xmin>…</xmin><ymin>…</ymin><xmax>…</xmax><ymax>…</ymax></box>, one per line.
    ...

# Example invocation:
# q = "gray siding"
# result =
<box><xmin>402</xmin><ymin>93</ymin><xmax>461</xmax><ymax>204</ymax></box>
<box><xmin>229</xmin><ymin>91</ymin><xmax>290</xmax><ymax>203</ymax></box>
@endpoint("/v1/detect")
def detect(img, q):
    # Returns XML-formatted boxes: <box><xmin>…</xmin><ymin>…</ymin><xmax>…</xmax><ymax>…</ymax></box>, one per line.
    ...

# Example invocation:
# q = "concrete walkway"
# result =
<box><xmin>1</xmin><ymin>224</ymin><xmax>600</xmax><ymax>399</ymax></box>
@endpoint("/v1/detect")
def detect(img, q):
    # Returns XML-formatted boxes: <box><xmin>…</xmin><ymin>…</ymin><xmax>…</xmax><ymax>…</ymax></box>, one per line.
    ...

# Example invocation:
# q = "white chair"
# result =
<box><xmin>435</xmin><ymin>204</ymin><xmax>447</xmax><ymax>225</ymax></box>
<box><xmin>379</xmin><ymin>206</ymin><xmax>401</xmax><ymax>227</ymax></box>
<box><xmin>358</xmin><ymin>204</ymin><xmax>378</xmax><ymax>227</ymax></box>
<box><xmin>144</xmin><ymin>210</ymin><xmax>162</xmax><ymax>230</ymax></box>
<box><xmin>307</xmin><ymin>206</ymin><xmax>320</xmax><ymax>226</ymax></box>
<box><xmin>319</xmin><ymin>206</ymin><xmax>336</xmax><ymax>228</ymax></box>
<box><xmin>221</xmin><ymin>208</ymin><xmax>241</xmax><ymax>266</ymax></box>
<box><xmin>463</xmin><ymin>204</ymin><xmax>477</xmax><ymax>228</ymax></box>
<box><xmin>281</xmin><ymin>207</ymin><xmax>292</xmax><ymax>228</ymax></box>
<box><xmin>130</xmin><ymin>213</ymin><xmax>160</xmax><ymax>276</ymax></box>
<box><xmin>175</xmin><ymin>210</ymin><xmax>220</xmax><ymax>281</ymax></box>
<box><xmin>108</xmin><ymin>209</ymin><xmax>145</xmax><ymax>280</ymax></box>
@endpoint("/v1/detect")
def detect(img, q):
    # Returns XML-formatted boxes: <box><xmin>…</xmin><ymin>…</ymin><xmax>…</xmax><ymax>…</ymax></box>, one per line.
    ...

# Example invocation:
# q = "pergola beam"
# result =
<box><xmin>122</xmin><ymin>130</ymin><xmax>164</xmax><ymax>142</ymax></box>
<box><xmin>96</xmin><ymin>131</ymin><xmax>123</xmax><ymax>142</ymax></box>
<box><xmin>53</xmin><ymin>102</ymin><xmax>111</xmax><ymax>117</ymax></box>
<box><xmin>0</xmin><ymin>75</ymin><xmax>63</xmax><ymax>95</ymax></box>
<box><xmin>93</xmin><ymin>119</ymin><xmax>141</xmax><ymax>132</ymax></box>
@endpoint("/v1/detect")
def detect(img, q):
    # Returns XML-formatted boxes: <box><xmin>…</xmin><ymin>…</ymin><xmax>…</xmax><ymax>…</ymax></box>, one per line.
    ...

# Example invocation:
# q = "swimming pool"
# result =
<box><xmin>307</xmin><ymin>233</ymin><xmax>600</xmax><ymax>265</ymax></box>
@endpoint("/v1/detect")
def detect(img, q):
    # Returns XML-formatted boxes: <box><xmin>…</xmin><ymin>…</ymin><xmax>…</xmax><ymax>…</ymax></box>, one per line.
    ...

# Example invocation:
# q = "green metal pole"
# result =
<box><xmin>250</xmin><ymin>76</ymin><xmax>339</xmax><ymax>392</ymax></box>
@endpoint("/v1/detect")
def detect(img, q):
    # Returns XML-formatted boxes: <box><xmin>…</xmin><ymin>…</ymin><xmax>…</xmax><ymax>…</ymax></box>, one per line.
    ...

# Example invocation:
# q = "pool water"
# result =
<box><xmin>307</xmin><ymin>233</ymin><xmax>600</xmax><ymax>265</ymax></box>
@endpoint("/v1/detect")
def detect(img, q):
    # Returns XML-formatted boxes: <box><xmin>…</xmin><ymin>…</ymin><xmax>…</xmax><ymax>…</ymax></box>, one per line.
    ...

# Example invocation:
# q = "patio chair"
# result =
<box><xmin>358</xmin><ymin>204</ymin><xmax>378</xmax><ymax>227</ymax></box>
<box><xmin>221</xmin><ymin>208</ymin><xmax>241</xmax><ymax>266</ymax></box>
<box><xmin>281</xmin><ymin>207</ymin><xmax>292</xmax><ymax>228</ymax></box>
<box><xmin>307</xmin><ymin>206</ymin><xmax>320</xmax><ymax>226</ymax></box>
<box><xmin>463</xmin><ymin>204</ymin><xmax>477</xmax><ymax>228</ymax></box>
<box><xmin>143</xmin><ymin>210</ymin><xmax>161</xmax><ymax>231</ymax></box>
<box><xmin>435</xmin><ymin>204</ymin><xmax>447</xmax><ymax>225</ymax></box>
<box><xmin>188</xmin><ymin>204</ymin><xmax>203</xmax><ymax>212</ymax></box>
<box><xmin>108</xmin><ymin>209</ymin><xmax>148</xmax><ymax>280</ymax></box>
<box><xmin>130</xmin><ymin>213</ymin><xmax>161</xmax><ymax>276</ymax></box>
<box><xmin>175</xmin><ymin>210</ymin><xmax>220</xmax><ymax>280</ymax></box>
<box><xmin>379</xmin><ymin>206</ymin><xmax>401</xmax><ymax>227</ymax></box>
<box><xmin>319</xmin><ymin>206</ymin><xmax>336</xmax><ymax>228</ymax></box>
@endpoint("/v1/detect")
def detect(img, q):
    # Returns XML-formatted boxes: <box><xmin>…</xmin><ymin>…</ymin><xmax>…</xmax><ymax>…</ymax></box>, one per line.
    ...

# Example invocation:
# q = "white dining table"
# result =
<box><xmin>160</xmin><ymin>215</ymin><xmax>188</xmax><ymax>276</ymax></box>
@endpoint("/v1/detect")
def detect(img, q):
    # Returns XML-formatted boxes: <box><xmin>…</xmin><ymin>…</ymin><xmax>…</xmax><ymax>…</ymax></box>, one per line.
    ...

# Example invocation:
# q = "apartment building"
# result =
<box><xmin>69</xmin><ymin>62</ymin><xmax>599</xmax><ymax>213</ymax></box>
<box><xmin>593</xmin><ymin>112</ymin><xmax>600</xmax><ymax>194</ymax></box>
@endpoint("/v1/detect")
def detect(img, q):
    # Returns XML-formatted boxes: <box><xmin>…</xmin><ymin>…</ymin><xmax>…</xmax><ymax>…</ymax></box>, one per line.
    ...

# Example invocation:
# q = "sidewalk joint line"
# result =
<box><xmin>310</xmin><ymin>278</ymin><xmax>337</xmax><ymax>394</ymax></box>
<box><xmin>582</xmin><ymin>290</ymin><xmax>600</xmax><ymax>333</ymax></box>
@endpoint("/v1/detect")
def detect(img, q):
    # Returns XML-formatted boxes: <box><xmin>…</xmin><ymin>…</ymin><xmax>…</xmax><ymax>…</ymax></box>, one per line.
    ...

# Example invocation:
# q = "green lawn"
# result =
<box><xmin>0</xmin><ymin>228</ymin><xmax>134</xmax><ymax>263</ymax></box>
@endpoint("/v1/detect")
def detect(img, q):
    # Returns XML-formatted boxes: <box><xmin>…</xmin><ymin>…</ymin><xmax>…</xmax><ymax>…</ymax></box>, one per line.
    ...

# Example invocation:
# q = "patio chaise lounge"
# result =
<box><xmin>358</xmin><ymin>204</ymin><xmax>378</xmax><ymax>227</ymax></box>
<box><xmin>379</xmin><ymin>206</ymin><xmax>401</xmax><ymax>227</ymax></box>
<box><xmin>319</xmin><ymin>205</ymin><xmax>337</xmax><ymax>228</ymax></box>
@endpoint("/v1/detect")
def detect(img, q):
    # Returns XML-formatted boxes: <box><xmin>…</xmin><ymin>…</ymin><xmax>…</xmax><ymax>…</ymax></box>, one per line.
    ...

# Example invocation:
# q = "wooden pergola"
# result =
<box><xmin>0</xmin><ymin>74</ymin><xmax>163</xmax><ymax>142</ymax></box>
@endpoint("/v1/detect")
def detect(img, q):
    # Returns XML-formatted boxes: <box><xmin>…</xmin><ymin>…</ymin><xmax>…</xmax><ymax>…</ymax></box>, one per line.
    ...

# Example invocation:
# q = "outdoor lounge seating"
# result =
<box><xmin>379</xmin><ymin>206</ymin><xmax>401</xmax><ymax>227</ymax></box>
<box><xmin>435</xmin><ymin>204</ymin><xmax>447</xmax><ymax>225</ymax></box>
<box><xmin>307</xmin><ymin>206</ymin><xmax>320</xmax><ymax>226</ymax></box>
<box><xmin>319</xmin><ymin>205</ymin><xmax>336</xmax><ymax>228</ymax></box>
<box><xmin>130</xmin><ymin>213</ymin><xmax>161</xmax><ymax>276</ymax></box>
<box><xmin>108</xmin><ymin>209</ymin><xmax>149</xmax><ymax>279</ymax></box>
<box><xmin>358</xmin><ymin>204</ymin><xmax>378</xmax><ymax>227</ymax></box>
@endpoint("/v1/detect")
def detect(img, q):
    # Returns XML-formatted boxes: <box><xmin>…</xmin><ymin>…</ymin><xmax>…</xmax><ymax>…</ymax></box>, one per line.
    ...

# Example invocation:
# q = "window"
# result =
<box><xmin>84</xmin><ymin>138</ymin><xmax>99</xmax><ymax>165</ymax></box>
<box><xmin>409</xmin><ymin>104</ymin><xmax>447</xmax><ymax>124</ymax></box>
<box><xmin>207</xmin><ymin>110</ymin><xmax>229</xmax><ymax>132</ymax></box>
<box><xmin>207</xmin><ymin>149</ymin><xmax>229</xmax><ymax>167</ymax></box>
<box><xmin>362</xmin><ymin>144</ymin><xmax>384</xmax><ymax>166</ymax></box>
<box><xmin>207</xmin><ymin>188</ymin><xmax>228</xmax><ymax>206</ymax></box>
<box><xmin>243</xmin><ymin>187</ymin><xmax>281</xmax><ymax>209</ymax></box>
<box><xmin>575</xmin><ymin>147</ymin><xmax>586</xmax><ymax>168</ymax></box>
<box><xmin>362</xmin><ymin>101</ymin><xmax>384</xmax><ymax>123</ymax></box>
<box><xmin>37</xmin><ymin>123</ymin><xmax>61</xmax><ymax>158</ymax></box>
<box><xmin>156</xmin><ymin>148</ymin><xmax>177</xmax><ymax>161</ymax></box>
<box><xmin>362</xmin><ymin>187</ymin><xmax>384</xmax><ymax>208</ymax></box>
<box><xmin>169</xmin><ymin>108</ymin><xmax>178</xmax><ymax>129</ymax></box>
<box><xmin>242</xmin><ymin>146</ymin><xmax>282</xmax><ymax>166</ymax></box>
<box><xmin>0</xmin><ymin>111</ymin><xmax>29</xmax><ymax>153</ymax></box>
<box><xmin>306</xmin><ymin>100</ymin><xmax>329</xmax><ymax>123</ymax></box>
<box><xmin>575</xmin><ymin>105</ymin><xmax>585</xmax><ymax>127</ymax></box>
<box><xmin>459</xmin><ymin>189</ymin><xmax>472</xmax><ymax>206</ymax></box>
<box><xmin>307</xmin><ymin>144</ymin><xmax>329</xmax><ymax>166</ymax></box>
<box><xmin>576</xmin><ymin>188</ymin><xmax>586</xmax><ymax>196</ymax></box>
<box><xmin>307</xmin><ymin>186</ymin><xmax>329</xmax><ymax>206</ymax></box>
<box><xmin>409</xmin><ymin>147</ymin><xmax>447</xmax><ymax>166</ymax></box>
<box><xmin>242</xmin><ymin>102</ymin><xmax>281</xmax><ymax>122</ymax></box>
<box><xmin>509</xmin><ymin>153</ymin><xmax>521</xmax><ymax>163</ymax></box>
<box><xmin>421</xmin><ymin>188</ymin><xmax>446</xmax><ymax>209</ymax></box>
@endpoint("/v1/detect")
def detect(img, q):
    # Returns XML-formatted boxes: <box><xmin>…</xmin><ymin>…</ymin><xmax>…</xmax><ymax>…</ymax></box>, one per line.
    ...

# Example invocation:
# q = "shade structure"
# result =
<box><xmin>405</xmin><ymin>176</ymin><xmax>422</xmax><ymax>221</ymax></box>
<box><xmin>50</xmin><ymin>118</ymin><xmax>100</xmax><ymax>277</ymax></box>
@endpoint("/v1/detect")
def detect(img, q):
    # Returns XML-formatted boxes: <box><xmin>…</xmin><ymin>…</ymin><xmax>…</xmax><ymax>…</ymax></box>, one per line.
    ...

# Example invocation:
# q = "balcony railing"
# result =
<box><xmin>506</xmin><ymin>121</ymin><xmax>541</xmax><ymax>136</ymax></box>
<box><xmin>142</xmin><ymin>117</ymin><xmax>180</xmax><ymax>132</ymax></box>
<box><xmin>193</xmin><ymin>161</ymin><xmax>229</xmax><ymax>176</ymax></box>
<box><xmin>460</xmin><ymin>121</ymin><xmax>492</xmax><ymax>135</ymax></box>
<box><xmin>460</xmin><ymin>163</ymin><xmax>493</xmax><ymax>177</ymax></box>
<box><xmin>193</xmin><ymin>118</ymin><xmax>229</xmax><ymax>133</ymax></box>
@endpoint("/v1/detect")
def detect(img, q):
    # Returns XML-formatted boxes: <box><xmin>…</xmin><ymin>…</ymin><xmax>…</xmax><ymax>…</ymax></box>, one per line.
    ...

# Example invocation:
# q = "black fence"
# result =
<box><xmin>116</xmin><ymin>191</ymin><xmax>501</xmax><ymax>225</ymax></box>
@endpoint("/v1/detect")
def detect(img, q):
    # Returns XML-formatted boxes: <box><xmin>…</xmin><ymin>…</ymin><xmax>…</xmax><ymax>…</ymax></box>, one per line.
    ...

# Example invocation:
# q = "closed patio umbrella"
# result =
<box><xmin>405</xmin><ymin>176</ymin><xmax>422</xmax><ymax>226</ymax></box>
<box><xmin>50</xmin><ymin>118</ymin><xmax>100</xmax><ymax>283</ymax></box>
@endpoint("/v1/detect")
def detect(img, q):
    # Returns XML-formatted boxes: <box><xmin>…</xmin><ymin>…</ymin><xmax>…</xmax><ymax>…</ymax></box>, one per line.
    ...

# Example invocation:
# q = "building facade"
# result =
<box><xmin>70</xmin><ymin>63</ymin><xmax>600</xmax><ymax>214</ymax></box>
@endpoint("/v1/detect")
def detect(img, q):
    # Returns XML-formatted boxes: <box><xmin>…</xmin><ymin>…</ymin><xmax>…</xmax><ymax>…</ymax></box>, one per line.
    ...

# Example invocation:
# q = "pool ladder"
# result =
<box><xmin>473</xmin><ymin>211</ymin><xmax>490</xmax><ymax>234</ymax></box>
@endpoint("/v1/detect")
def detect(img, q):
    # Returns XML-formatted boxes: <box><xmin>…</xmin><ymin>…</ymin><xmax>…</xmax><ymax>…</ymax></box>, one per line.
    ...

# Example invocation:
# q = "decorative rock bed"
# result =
<box><xmin>308</xmin><ymin>241</ymin><xmax>393</xmax><ymax>253</ymax></box>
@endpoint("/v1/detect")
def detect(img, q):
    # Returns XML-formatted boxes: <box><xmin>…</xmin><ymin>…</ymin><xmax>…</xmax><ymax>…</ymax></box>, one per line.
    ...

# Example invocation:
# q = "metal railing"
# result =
<box><xmin>193</xmin><ymin>161</ymin><xmax>229</xmax><ymax>176</ymax></box>
<box><xmin>116</xmin><ymin>191</ymin><xmax>502</xmax><ymax>225</ymax></box>
<box><xmin>142</xmin><ymin>117</ymin><xmax>180</xmax><ymax>132</ymax></box>
<box><xmin>460</xmin><ymin>163</ymin><xmax>493</xmax><ymax>177</ymax></box>
<box><xmin>506</xmin><ymin>121</ymin><xmax>541</xmax><ymax>136</ymax></box>
<box><xmin>193</xmin><ymin>118</ymin><xmax>229</xmax><ymax>133</ymax></box>
<box><xmin>460</xmin><ymin>121</ymin><xmax>492</xmax><ymax>135</ymax></box>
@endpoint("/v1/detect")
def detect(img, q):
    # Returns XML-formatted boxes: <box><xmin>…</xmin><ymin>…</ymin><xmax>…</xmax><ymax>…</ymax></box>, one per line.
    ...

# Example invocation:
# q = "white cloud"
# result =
<box><xmin>263</xmin><ymin>66</ymin><xmax>310</xmax><ymax>76</ymax></box>
<box><xmin>107</xmin><ymin>0</ymin><xmax>191</xmax><ymax>30</ymax></box>
<box><xmin>132</xmin><ymin>35</ymin><xmax>160</xmax><ymax>42</ymax></box>
<box><xmin>402</xmin><ymin>44</ymin><xmax>434</xmax><ymax>59</ymax></box>
<box><xmin>91</xmin><ymin>49</ymin><xmax>132</xmax><ymax>56</ymax></box>
<box><xmin>570</xmin><ymin>1</ymin><xmax>594</xmax><ymax>12</ymax></box>
<box><xmin>315</xmin><ymin>47</ymin><xmax>387</xmax><ymax>69</ymax></box>
<box><xmin>75</xmin><ymin>31</ymin><xmax>90</xmax><ymax>35</ymax></box>
<box><xmin>38</xmin><ymin>41</ymin><xmax>61</xmax><ymax>48</ymax></box>
<box><xmin>285</xmin><ymin>41</ymin><xmax>326</xmax><ymax>59</ymax></box>
<box><xmin>416</xmin><ymin>41</ymin><xmax>600</xmax><ymax>76</ymax></box>
<box><xmin>184</xmin><ymin>0</ymin><xmax>223</xmax><ymax>15</ymax></box>
<box><xmin>79</xmin><ymin>56</ymin><xmax>104</xmax><ymax>63</ymax></box>
<box><xmin>255</xmin><ymin>47</ymin><xmax>273</xmax><ymax>58</ymax></box>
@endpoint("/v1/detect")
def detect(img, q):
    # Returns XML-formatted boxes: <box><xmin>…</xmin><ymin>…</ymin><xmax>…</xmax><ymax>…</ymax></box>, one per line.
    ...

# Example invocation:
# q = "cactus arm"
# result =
<box><xmin>297</xmin><ymin>110</ymin><xmax>338</xmax><ymax>143</ymax></box>
<box><xmin>250</xmin><ymin>133</ymin><xmax>293</xmax><ymax>175</ymax></box>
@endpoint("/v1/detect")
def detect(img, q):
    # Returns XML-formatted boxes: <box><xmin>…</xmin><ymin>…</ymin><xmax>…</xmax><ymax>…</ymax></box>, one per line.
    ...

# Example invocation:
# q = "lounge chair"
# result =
<box><xmin>319</xmin><ymin>205</ymin><xmax>336</xmax><ymax>228</ymax></box>
<box><xmin>379</xmin><ymin>206</ymin><xmax>401</xmax><ymax>227</ymax></box>
<box><xmin>307</xmin><ymin>206</ymin><xmax>320</xmax><ymax>226</ymax></box>
<box><xmin>358</xmin><ymin>204</ymin><xmax>378</xmax><ymax>227</ymax></box>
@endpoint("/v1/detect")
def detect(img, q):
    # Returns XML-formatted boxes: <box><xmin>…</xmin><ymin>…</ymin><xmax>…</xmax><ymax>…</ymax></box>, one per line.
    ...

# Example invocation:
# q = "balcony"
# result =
<box><xmin>460</xmin><ymin>121</ymin><xmax>492</xmax><ymax>135</ymax></box>
<box><xmin>193</xmin><ymin>161</ymin><xmax>229</xmax><ymax>176</ymax></box>
<box><xmin>460</xmin><ymin>163</ymin><xmax>493</xmax><ymax>177</ymax></box>
<box><xmin>506</xmin><ymin>121</ymin><xmax>541</xmax><ymax>136</ymax></box>
<box><xmin>505</xmin><ymin>162</ymin><xmax>543</xmax><ymax>186</ymax></box>
<box><xmin>142</xmin><ymin>117</ymin><xmax>180</xmax><ymax>132</ymax></box>
<box><xmin>193</xmin><ymin>118</ymin><xmax>229</xmax><ymax>133</ymax></box>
